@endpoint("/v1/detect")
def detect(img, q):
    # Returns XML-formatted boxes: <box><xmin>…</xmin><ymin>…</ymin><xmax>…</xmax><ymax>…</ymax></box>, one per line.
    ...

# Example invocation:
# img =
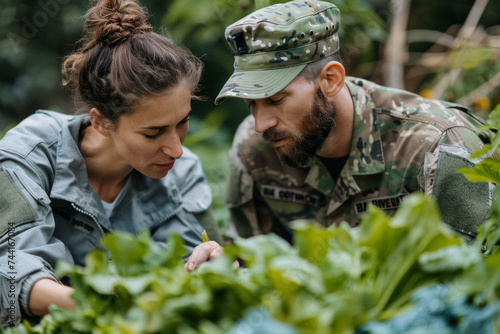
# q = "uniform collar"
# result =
<box><xmin>345</xmin><ymin>77</ymin><xmax>386</xmax><ymax>175</ymax></box>
<box><xmin>305</xmin><ymin>156</ymin><xmax>360</xmax><ymax>197</ymax></box>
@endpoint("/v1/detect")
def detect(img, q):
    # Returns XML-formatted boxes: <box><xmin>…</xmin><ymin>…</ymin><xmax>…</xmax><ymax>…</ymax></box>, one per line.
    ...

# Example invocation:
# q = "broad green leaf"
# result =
<box><xmin>366</xmin><ymin>195</ymin><xmax>461</xmax><ymax>314</ymax></box>
<box><xmin>482</xmin><ymin>103</ymin><xmax>500</xmax><ymax>130</ymax></box>
<box><xmin>268</xmin><ymin>255</ymin><xmax>325</xmax><ymax>296</ymax></box>
<box><xmin>322</xmin><ymin>289</ymin><xmax>374</xmax><ymax>333</ymax></box>
<box><xmin>455</xmin><ymin>252</ymin><xmax>500</xmax><ymax>305</ymax></box>
<box><xmin>234</xmin><ymin>234</ymin><xmax>293</xmax><ymax>265</ymax></box>
<box><xmin>136</xmin><ymin>292</ymin><xmax>164</xmax><ymax>314</ymax></box>
<box><xmin>459</xmin><ymin>158</ymin><xmax>500</xmax><ymax>184</ymax></box>
<box><xmin>101</xmin><ymin>231</ymin><xmax>149</xmax><ymax>276</ymax></box>
<box><xmin>419</xmin><ymin>244</ymin><xmax>481</xmax><ymax>272</ymax></box>
<box><xmin>292</xmin><ymin>220</ymin><xmax>334</xmax><ymax>265</ymax></box>
<box><xmin>82</xmin><ymin>248</ymin><xmax>110</xmax><ymax>274</ymax></box>
<box><xmin>143</xmin><ymin>232</ymin><xmax>186</xmax><ymax>268</ymax></box>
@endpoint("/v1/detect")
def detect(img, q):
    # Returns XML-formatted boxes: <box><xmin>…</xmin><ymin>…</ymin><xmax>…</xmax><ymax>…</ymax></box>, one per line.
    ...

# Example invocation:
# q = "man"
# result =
<box><xmin>215</xmin><ymin>0</ymin><xmax>492</xmax><ymax>243</ymax></box>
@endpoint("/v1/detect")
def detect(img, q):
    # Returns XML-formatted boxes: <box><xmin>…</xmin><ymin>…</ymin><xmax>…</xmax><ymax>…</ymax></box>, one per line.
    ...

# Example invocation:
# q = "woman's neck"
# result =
<box><xmin>80</xmin><ymin>125</ymin><xmax>133</xmax><ymax>202</ymax></box>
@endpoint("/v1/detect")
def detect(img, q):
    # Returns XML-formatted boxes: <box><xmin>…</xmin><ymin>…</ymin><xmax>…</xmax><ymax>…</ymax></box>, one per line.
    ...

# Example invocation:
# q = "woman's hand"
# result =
<box><xmin>185</xmin><ymin>241</ymin><xmax>223</xmax><ymax>272</ymax></box>
<box><xmin>30</xmin><ymin>278</ymin><xmax>77</xmax><ymax>316</ymax></box>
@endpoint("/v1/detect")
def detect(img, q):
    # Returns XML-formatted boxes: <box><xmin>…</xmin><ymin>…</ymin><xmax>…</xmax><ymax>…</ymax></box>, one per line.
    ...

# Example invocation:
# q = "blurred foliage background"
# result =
<box><xmin>1</xmin><ymin>0</ymin><xmax>499</xmax><ymax>231</ymax></box>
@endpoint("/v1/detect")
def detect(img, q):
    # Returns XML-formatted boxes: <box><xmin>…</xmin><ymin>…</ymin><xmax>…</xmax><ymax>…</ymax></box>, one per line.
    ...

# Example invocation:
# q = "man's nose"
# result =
<box><xmin>252</xmin><ymin>106</ymin><xmax>278</xmax><ymax>133</ymax></box>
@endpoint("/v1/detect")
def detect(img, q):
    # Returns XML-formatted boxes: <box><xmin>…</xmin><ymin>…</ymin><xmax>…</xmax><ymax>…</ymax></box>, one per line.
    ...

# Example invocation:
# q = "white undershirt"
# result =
<box><xmin>100</xmin><ymin>176</ymin><xmax>132</xmax><ymax>220</ymax></box>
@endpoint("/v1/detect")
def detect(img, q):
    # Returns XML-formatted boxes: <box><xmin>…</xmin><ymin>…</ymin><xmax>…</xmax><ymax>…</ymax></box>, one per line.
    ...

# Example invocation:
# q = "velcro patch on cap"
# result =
<box><xmin>0</xmin><ymin>168</ymin><xmax>36</xmax><ymax>236</ymax></box>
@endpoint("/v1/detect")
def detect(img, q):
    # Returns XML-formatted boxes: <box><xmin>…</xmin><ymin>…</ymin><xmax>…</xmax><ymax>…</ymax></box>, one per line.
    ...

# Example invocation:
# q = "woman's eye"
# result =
<box><xmin>178</xmin><ymin>116</ymin><xmax>190</xmax><ymax>126</ymax></box>
<box><xmin>143</xmin><ymin>133</ymin><xmax>160</xmax><ymax>140</ymax></box>
<box><xmin>143</xmin><ymin>128</ymin><xmax>164</xmax><ymax>140</ymax></box>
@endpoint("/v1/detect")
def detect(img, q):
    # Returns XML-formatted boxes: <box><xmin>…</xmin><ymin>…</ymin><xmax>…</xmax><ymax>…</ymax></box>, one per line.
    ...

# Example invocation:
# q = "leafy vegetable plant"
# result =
<box><xmin>5</xmin><ymin>193</ymin><xmax>487</xmax><ymax>334</ymax></box>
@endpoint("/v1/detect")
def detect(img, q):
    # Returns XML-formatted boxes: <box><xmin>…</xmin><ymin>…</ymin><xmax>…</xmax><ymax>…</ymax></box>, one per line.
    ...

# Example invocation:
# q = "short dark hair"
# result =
<box><xmin>298</xmin><ymin>51</ymin><xmax>343</xmax><ymax>82</ymax></box>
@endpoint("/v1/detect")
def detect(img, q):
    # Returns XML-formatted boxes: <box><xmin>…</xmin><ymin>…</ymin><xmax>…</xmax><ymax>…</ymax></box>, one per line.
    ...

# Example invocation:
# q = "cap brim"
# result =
<box><xmin>214</xmin><ymin>64</ymin><xmax>306</xmax><ymax>105</ymax></box>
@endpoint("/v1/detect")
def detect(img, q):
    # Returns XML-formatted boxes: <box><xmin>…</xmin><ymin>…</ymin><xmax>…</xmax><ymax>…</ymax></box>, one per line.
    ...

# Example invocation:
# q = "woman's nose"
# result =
<box><xmin>162</xmin><ymin>132</ymin><xmax>183</xmax><ymax>159</ymax></box>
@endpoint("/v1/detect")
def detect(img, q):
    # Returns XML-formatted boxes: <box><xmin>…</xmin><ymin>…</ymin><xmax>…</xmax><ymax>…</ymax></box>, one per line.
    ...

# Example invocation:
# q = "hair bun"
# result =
<box><xmin>85</xmin><ymin>0</ymin><xmax>152</xmax><ymax>45</ymax></box>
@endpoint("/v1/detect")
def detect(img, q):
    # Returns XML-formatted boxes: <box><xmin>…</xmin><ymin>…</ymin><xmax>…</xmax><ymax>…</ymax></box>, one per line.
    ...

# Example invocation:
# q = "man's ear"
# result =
<box><xmin>318</xmin><ymin>61</ymin><xmax>345</xmax><ymax>98</ymax></box>
<box><xmin>89</xmin><ymin>108</ymin><xmax>112</xmax><ymax>136</ymax></box>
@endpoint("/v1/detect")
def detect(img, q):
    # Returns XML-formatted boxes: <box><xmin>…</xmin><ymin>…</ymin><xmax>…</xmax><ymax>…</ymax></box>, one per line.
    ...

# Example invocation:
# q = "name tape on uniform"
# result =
<box><xmin>354</xmin><ymin>194</ymin><xmax>407</xmax><ymax>214</ymax></box>
<box><xmin>260</xmin><ymin>185</ymin><xmax>321</xmax><ymax>207</ymax></box>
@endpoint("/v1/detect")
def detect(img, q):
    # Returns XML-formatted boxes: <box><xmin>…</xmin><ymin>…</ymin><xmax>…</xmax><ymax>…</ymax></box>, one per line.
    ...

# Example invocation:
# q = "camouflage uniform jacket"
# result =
<box><xmin>226</xmin><ymin>77</ymin><xmax>491</xmax><ymax>242</ymax></box>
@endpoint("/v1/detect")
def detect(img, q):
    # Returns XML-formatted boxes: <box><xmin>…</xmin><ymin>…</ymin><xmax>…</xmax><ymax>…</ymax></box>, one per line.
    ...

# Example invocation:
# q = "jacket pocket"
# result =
<box><xmin>11</xmin><ymin>166</ymin><xmax>51</xmax><ymax>207</ymax></box>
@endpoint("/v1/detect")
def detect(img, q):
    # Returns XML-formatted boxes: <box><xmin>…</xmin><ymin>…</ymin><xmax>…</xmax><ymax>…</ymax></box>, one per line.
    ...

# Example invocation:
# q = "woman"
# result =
<box><xmin>0</xmin><ymin>0</ymin><xmax>222</xmax><ymax>326</ymax></box>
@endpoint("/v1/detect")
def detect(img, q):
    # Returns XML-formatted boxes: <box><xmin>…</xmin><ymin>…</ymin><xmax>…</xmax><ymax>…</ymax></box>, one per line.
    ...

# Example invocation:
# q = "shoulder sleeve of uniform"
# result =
<box><xmin>420</xmin><ymin>144</ymin><xmax>492</xmax><ymax>241</ymax></box>
<box><xmin>226</xmin><ymin>146</ymin><xmax>254</xmax><ymax>208</ymax></box>
<box><xmin>225</xmin><ymin>116</ymin><xmax>256</xmax><ymax>208</ymax></box>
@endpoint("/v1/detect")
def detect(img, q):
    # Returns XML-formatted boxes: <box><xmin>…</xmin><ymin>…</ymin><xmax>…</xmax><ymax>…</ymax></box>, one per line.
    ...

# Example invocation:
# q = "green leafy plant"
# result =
<box><xmin>5</xmin><ymin>193</ymin><xmax>488</xmax><ymax>334</ymax></box>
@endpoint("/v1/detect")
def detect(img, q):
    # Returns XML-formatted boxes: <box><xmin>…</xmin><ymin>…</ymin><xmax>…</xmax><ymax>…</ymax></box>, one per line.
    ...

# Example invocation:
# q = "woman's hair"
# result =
<box><xmin>62</xmin><ymin>0</ymin><xmax>203</xmax><ymax>125</ymax></box>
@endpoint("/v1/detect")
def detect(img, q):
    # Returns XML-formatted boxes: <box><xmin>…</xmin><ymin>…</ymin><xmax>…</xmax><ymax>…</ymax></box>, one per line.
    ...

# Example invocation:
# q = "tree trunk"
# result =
<box><xmin>384</xmin><ymin>0</ymin><xmax>412</xmax><ymax>89</ymax></box>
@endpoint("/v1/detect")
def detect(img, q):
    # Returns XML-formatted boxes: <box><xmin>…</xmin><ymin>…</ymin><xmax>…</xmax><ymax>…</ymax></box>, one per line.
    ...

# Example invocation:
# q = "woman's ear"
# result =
<box><xmin>318</xmin><ymin>61</ymin><xmax>345</xmax><ymax>98</ymax></box>
<box><xmin>89</xmin><ymin>108</ymin><xmax>112</xmax><ymax>136</ymax></box>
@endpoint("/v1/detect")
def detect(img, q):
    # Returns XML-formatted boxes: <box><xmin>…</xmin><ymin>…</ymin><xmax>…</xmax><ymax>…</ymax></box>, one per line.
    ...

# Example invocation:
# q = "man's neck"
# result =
<box><xmin>316</xmin><ymin>85</ymin><xmax>354</xmax><ymax>159</ymax></box>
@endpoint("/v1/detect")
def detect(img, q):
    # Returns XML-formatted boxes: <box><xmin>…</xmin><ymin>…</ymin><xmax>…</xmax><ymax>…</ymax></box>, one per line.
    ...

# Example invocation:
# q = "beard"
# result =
<box><xmin>263</xmin><ymin>87</ymin><xmax>337</xmax><ymax>168</ymax></box>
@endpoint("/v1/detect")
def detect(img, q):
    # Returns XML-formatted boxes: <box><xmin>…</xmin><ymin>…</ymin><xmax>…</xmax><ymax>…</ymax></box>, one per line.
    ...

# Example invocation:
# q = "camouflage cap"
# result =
<box><xmin>215</xmin><ymin>0</ymin><xmax>340</xmax><ymax>105</ymax></box>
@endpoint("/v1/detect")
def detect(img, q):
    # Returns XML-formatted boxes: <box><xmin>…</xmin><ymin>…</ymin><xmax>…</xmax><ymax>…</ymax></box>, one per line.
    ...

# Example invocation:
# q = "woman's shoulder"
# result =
<box><xmin>5</xmin><ymin>110</ymin><xmax>84</xmax><ymax>138</ymax></box>
<box><xmin>0</xmin><ymin>110</ymin><xmax>86</xmax><ymax>158</ymax></box>
<box><xmin>29</xmin><ymin>110</ymin><xmax>85</xmax><ymax>130</ymax></box>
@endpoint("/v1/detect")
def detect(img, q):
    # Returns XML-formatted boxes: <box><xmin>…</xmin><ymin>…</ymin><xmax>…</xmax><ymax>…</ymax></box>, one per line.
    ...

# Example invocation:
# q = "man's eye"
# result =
<box><xmin>269</xmin><ymin>96</ymin><xmax>284</xmax><ymax>105</ymax></box>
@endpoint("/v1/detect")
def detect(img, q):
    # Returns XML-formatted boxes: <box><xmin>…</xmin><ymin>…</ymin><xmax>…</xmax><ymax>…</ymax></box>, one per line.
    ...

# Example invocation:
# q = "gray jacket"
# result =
<box><xmin>0</xmin><ymin>110</ymin><xmax>210</xmax><ymax>326</ymax></box>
